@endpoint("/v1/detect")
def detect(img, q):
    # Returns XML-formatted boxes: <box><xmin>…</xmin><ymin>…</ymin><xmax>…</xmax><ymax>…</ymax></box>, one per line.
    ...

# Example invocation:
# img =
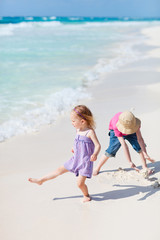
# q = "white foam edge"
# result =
<box><xmin>0</xmin><ymin>87</ymin><xmax>90</xmax><ymax>142</ymax></box>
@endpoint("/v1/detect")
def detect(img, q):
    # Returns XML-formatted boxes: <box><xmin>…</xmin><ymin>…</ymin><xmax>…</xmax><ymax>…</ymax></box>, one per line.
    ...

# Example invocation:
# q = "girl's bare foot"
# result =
<box><xmin>93</xmin><ymin>169</ymin><xmax>99</xmax><ymax>176</ymax></box>
<box><xmin>83</xmin><ymin>195</ymin><xmax>91</xmax><ymax>203</ymax></box>
<box><xmin>28</xmin><ymin>178</ymin><xmax>43</xmax><ymax>185</ymax></box>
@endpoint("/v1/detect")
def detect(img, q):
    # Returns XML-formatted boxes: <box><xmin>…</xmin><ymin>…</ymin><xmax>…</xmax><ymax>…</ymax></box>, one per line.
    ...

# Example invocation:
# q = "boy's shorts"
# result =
<box><xmin>105</xmin><ymin>130</ymin><xmax>142</xmax><ymax>157</ymax></box>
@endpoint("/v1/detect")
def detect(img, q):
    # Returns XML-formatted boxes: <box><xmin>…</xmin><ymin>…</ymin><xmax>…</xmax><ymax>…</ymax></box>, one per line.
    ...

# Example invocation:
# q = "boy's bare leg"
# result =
<box><xmin>93</xmin><ymin>154</ymin><xmax>109</xmax><ymax>176</ymax></box>
<box><xmin>28</xmin><ymin>166</ymin><xmax>68</xmax><ymax>185</ymax></box>
<box><xmin>77</xmin><ymin>175</ymin><xmax>91</xmax><ymax>202</ymax></box>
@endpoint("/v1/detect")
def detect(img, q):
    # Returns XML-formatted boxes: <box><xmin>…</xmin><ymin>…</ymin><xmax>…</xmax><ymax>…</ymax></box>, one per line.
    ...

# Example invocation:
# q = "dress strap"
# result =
<box><xmin>85</xmin><ymin>130</ymin><xmax>90</xmax><ymax>137</ymax></box>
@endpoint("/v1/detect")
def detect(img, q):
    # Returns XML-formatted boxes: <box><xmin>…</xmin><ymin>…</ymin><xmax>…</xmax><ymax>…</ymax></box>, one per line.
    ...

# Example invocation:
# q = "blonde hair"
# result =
<box><xmin>73</xmin><ymin>105</ymin><xmax>96</xmax><ymax>129</ymax></box>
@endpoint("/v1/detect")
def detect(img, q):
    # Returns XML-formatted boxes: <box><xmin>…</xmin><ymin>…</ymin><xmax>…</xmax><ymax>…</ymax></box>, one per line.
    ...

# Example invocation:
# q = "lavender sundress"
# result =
<box><xmin>64</xmin><ymin>133</ymin><xmax>95</xmax><ymax>178</ymax></box>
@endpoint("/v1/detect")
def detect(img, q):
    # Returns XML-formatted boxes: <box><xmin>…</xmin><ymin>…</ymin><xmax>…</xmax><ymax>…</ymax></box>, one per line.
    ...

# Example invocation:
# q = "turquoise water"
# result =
<box><xmin>0</xmin><ymin>17</ymin><xmax>159</xmax><ymax>141</ymax></box>
<box><xmin>0</xmin><ymin>16</ymin><xmax>160</xmax><ymax>24</ymax></box>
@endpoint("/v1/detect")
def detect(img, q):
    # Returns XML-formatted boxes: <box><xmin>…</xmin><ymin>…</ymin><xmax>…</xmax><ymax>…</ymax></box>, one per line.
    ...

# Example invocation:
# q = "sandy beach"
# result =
<box><xmin>0</xmin><ymin>25</ymin><xmax>160</xmax><ymax>240</ymax></box>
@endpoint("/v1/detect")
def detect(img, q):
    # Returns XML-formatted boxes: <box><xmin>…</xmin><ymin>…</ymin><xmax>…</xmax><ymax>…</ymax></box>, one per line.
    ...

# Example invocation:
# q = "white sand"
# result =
<box><xmin>0</xmin><ymin>26</ymin><xmax>160</xmax><ymax>240</ymax></box>
<box><xmin>142</xmin><ymin>26</ymin><xmax>160</xmax><ymax>59</ymax></box>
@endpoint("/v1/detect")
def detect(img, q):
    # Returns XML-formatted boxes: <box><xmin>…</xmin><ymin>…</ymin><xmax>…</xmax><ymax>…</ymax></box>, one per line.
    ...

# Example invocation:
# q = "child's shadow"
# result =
<box><xmin>106</xmin><ymin>184</ymin><xmax>160</xmax><ymax>201</ymax></box>
<box><xmin>147</xmin><ymin>160</ymin><xmax>160</xmax><ymax>173</ymax></box>
<box><xmin>53</xmin><ymin>161</ymin><xmax>160</xmax><ymax>202</ymax></box>
<box><xmin>53</xmin><ymin>184</ymin><xmax>160</xmax><ymax>202</ymax></box>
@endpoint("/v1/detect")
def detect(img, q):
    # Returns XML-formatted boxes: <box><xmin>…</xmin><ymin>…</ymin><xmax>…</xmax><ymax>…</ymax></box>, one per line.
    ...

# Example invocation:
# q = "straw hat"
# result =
<box><xmin>116</xmin><ymin>111</ymin><xmax>141</xmax><ymax>134</ymax></box>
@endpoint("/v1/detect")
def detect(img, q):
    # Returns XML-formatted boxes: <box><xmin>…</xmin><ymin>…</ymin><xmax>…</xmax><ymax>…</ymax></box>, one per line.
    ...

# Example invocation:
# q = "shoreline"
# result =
<box><xmin>0</xmin><ymin>24</ymin><xmax>160</xmax><ymax>240</ymax></box>
<box><xmin>1</xmin><ymin>22</ymin><xmax>159</xmax><ymax>143</ymax></box>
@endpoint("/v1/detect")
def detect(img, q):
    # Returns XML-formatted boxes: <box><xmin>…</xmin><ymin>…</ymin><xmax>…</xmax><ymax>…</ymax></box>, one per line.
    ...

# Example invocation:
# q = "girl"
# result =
<box><xmin>93</xmin><ymin>111</ymin><xmax>155</xmax><ymax>176</ymax></box>
<box><xmin>29</xmin><ymin>105</ymin><xmax>101</xmax><ymax>202</ymax></box>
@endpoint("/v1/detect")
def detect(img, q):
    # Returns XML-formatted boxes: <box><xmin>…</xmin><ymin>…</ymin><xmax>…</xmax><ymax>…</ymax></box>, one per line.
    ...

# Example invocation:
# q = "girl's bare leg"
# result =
<box><xmin>28</xmin><ymin>166</ymin><xmax>68</xmax><ymax>185</ymax></box>
<box><xmin>77</xmin><ymin>175</ymin><xmax>91</xmax><ymax>202</ymax></box>
<box><xmin>93</xmin><ymin>154</ymin><xmax>109</xmax><ymax>176</ymax></box>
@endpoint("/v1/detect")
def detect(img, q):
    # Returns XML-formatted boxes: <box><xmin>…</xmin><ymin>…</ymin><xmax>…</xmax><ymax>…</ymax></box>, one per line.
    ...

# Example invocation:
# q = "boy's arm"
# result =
<box><xmin>88</xmin><ymin>130</ymin><xmax>101</xmax><ymax>161</ymax></box>
<box><xmin>136</xmin><ymin>129</ymin><xmax>155</xmax><ymax>162</ymax></box>
<box><xmin>118</xmin><ymin>136</ymin><xmax>140</xmax><ymax>171</ymax></box>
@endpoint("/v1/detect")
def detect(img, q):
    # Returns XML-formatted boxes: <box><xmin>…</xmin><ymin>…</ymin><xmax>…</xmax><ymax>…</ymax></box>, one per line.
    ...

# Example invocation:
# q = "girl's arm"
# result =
<box><xmin>118</xmin><ymin>136</ymin><xmax>140</xmax><ymax>171</ymax></box>
<box><xmin>136</xmin><ymin>129</ymin><xmax>155</xmax><ymax>162</ymax></box>
<box><xmin>88</xmin><ymin>129</ymin><xmax>101</xmax><ymax>161</ymax></box>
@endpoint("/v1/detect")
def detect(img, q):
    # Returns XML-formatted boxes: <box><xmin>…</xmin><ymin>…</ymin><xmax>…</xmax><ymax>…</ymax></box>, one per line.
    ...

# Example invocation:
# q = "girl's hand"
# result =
<box><xmin>71</xmin><ymin>148</ymin><xmax>74</xmax><ymax>153</ymax></box>
<box><xmin>90</xmin><ymin>154</ymin><xmax>97</xmax><ymax>162</ymax></box>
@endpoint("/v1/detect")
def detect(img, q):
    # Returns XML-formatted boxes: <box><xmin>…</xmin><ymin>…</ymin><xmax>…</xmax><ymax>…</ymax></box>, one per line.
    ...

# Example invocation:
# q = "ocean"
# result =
<box><xmin>0</xmin><ymin>16</ymin><xmax>159</xmax><ymax>142</ymax></box>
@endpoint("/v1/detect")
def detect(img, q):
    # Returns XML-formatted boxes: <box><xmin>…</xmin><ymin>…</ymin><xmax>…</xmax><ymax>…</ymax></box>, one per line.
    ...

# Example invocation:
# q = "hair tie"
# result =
<box><xmin>74</xmin><ymin>108</ymin><xmax>87</xmax><ymax>120</ymax></box>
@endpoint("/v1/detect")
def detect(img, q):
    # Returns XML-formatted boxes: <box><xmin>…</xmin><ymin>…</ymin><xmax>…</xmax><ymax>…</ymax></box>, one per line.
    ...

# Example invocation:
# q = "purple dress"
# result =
<box><xmin>64</xmin><ymin>133</ymin><xmax>95</xmax><ymax>178</ymax></box>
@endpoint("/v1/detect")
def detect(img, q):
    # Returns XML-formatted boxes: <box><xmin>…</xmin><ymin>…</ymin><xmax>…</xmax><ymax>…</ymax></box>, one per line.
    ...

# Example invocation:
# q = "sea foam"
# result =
<box><xmin>0</xmin><ymin>88</ymin><xmax>89</xmax><ymax>142</ymax></box>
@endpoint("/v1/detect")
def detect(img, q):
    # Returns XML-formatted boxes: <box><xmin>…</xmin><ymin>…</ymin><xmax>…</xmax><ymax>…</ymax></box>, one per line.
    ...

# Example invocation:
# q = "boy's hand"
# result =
<box><xmin>145</xmin><ymin>156</ymin><xmax>155</xmax><ymax>163</ymax></box>
<box><xmin>90</xmin><ymin>154</ymin><xmax>97</xmax><ymax>162</ymax></box>
<box><xmin>130</xmin><ymin>162</ymin><xmax>140</xmax><ymax>172</ymax></box>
